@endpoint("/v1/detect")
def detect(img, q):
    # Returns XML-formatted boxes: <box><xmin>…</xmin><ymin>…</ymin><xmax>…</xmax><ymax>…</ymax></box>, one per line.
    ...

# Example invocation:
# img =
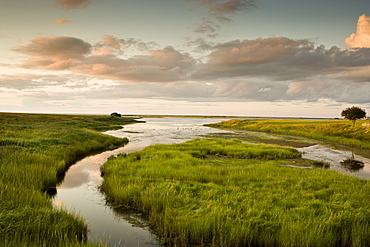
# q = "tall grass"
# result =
<box><xmin>207</xmin><ymin>119</ymin><xmax>370</xmax><ymax>149</ymax></box>
<box><xmin>102</xmin><ymin>138</ymin><xmax>370</xmax><ymax>246</ymax></box>
<box><xmin>0</xmin><ymin>112</ymin><xmax>136</xmax><ymax>246</ymax></box>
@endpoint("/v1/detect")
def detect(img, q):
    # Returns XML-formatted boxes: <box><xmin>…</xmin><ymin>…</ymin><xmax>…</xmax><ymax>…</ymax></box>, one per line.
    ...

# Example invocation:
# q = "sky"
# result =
<box><xmin>1</xmin><ymin>0</ymin><xmax>370</xmax><ymax>117</ymax></box>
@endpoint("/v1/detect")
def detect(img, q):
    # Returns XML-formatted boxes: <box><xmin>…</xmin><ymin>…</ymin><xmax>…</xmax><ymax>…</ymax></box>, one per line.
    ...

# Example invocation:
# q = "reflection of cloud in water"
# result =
<box><xmin>58</xmin><ymin>165</ymin><xmax>90</xmax><ymax>189</ymax></box>
<box><xmin>53</xmin><ymin>200</ymin><xmax>66</xmax><ymax>207</ymax></box>
<box><xmin>54</xmin><ymin>117</ymin><xmax>233</xmax><ymax>246</ymax></box>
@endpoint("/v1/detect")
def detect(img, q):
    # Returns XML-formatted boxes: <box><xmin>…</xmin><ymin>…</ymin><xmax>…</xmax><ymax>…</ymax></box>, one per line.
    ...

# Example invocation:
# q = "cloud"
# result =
<box><xmin>186</xmin><ymin>38</ymin><xmax>216</xmax><ymax>53</ymax></box>
<box><xmin>10</xmin><ymin>35</ymin><xmax>370</xmax><ymax>105</ymax></box>
<box><xmin>192</xmin><ymin>37</ymin><xmax>370</xmax><ymax>82</ymax></box>
<box><xmin>55</xmin><ymin>0</ymin><xmax>92</xmax><ymax>10</ymax></box>
<box><xmin>345</xmin><ymin>14</ymin><xmax>370</xmax><ymax>48</ymax></box>
<box><xmin>185</xmin><ymin>0</ymin><xmax>257</xmax><ymax>41</ymax></box>
<box><xmin>93</xmin><ymin>36</ymin><xmax>159</xmax><ymax>55</ymax></box>
<box><xmin>76</xmin><ymin>46</ymin><xmax>197</xmax><ymax>82</ymax></box>
<box><xmin>102</xmin><ymin>35</ymin><xmax>121</xmax><ymax>50</ymax></box>
<box><xmin>12</xmin><ymin>36</ymin><xmax>91</xmax><ymax>70</ymax></box>
<box><xmin>11</xmin><ymin>36</ymin><xmax>195</xmax><ymax>82</ymax></box>
<box><xmin>94</xmin><ymin>35</ymin><xmax>122</xmax><ymax>55</ymax></box>
<box><xmin>186</xmin><ymin>0</ymin><xmax>257</xmax><ymax>22</ymax></box>
<box><xmin>193</xmin><ymin>18</ymin><xmax>221</xmax><ymax>38</ymax></box>
<box><xmin>55</xmin><ymin>19</ymin><xmax>71</xmax><ymax>25</ymax></box>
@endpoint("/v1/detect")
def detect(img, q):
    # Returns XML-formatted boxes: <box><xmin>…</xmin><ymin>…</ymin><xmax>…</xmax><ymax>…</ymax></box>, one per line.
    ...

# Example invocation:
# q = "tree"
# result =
<box><xmin>341</xmin><ymin>106</ymin><xmax>366</xmax><ymax>127</ymax></box>
<box><xmin>110</xmin><ymin>112</ymin><xmax>121</xmax><ymax>118</ymax></box>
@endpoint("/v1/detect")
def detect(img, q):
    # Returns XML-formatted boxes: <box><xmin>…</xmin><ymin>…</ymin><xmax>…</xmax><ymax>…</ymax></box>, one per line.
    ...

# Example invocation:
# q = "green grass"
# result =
<box><xmin>206</xmin><ymin>119</ymin><xmax>370</xmax><ymax>150</ymax></box>
<box><xmin>0</xmin><ymin>112</ymin><xmax>137</xmax><ymax>246</ymax></box>
<box><xmin>101</xmin><ymin>138</ymin><xmax>370</xmax><ymax>247</ymax></box>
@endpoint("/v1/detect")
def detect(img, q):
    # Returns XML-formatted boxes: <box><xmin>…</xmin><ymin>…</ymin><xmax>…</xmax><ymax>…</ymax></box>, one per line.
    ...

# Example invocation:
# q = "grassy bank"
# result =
<box><xmin>206</xmin><ymin>119</ymin><xmax>370</xmax><ymax>150</ymax></box>
<box><xmin>0</xmin><ymin>112</ymin><xmax>136</xmax><ymax>246</ymax></box>
<box><xmin>101</xmin><ymin>138</ymin><xmax>370</xmax><ymax>246</ymax></box>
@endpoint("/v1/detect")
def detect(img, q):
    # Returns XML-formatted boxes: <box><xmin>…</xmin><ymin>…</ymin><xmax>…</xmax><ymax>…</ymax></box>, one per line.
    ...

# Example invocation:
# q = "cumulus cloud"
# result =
<box><xmin>186</xmin><ymin>0</ymin><xmax>256</xmax><ymax>22</ymax></box>
<box><xmin>12</xmin><ymin>36</ymin><xmax>91</xmax><ymax>70</ymax></box>
<box><xmin>93</xmin><ymin>36</ymin><xmax>159</xmax><ymax>55</ymax></box>
<box><xmin>12</xmin><ymin>36</ymin><xmax>195</xmax><ymax>82</ymax></box>
<box><xmin>10</xmin><ymin>35</ymin><xmax>370</xmax><ymax>104</ymax></box>
<box><xmin>345</xmin><ymin>14</ymin><xmax>370</xmax><ymax>48</ymax></box>
<box><xmin>193</xmin><ymin>37</ymin><xmax>370</xmax><ymax>82</ymax></box>
<box><xmin>94</xmin><ymin>35</ymin><xmax>122</xmax><ymax>55</ymax></box>
<box><xmin>102</xmin><ymin>35</ymin><xmax>121</xmax><ymax>50</ymax></box>
<box><xmin>77</xmin><ymin>46</ymin><xmax>196</xmax><ymax>82</ymax></box>
<box><xmin>56</xmin><ymin>0</ymin><xmax>92</xmax><ymax>10</ymax></box>
<box><xmin>55</xmin><ymin>19</ymin><xmax>71</xmax><ymax>25</ymax></box>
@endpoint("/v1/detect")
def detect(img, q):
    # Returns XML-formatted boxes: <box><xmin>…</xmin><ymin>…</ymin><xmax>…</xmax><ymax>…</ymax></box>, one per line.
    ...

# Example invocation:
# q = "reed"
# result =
<box><xmin>0</xmin><ymin>112</ymin><xmax>136</xmax><ymax>246</ymax></box>
<box><xmin>102</xmin><ymin>138</ymin><xmax>370</xmax><ymax>246</ymax></box>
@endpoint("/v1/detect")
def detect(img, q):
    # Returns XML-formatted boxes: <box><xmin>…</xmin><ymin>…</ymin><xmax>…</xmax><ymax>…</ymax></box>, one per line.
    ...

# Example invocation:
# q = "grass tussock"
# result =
<box><xmin>102</xmin><ymin>138</ymin><xmax>370</xmax><ymax>247</ymax></box>
<box><xmin>0</xmin><ymin>112</ymin><xmax>136</xmax><ymax>246</ymax></box>
<box><xmin>207</xmin><ymin>119</ymin><xmax>370</xmax><ymax>150</ymax></box>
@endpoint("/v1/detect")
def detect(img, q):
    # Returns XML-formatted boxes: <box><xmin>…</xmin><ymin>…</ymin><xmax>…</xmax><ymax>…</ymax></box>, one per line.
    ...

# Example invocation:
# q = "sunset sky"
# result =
<box><xmin>1</xmin><ymin>0</ymin><xmax>370</xmax><ymax>117</ymax></box>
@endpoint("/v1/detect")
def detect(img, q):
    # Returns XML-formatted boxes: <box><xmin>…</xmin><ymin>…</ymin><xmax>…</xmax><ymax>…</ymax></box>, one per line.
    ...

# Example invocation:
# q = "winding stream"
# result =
<box><xmin>53</xmin><ymin>117</ymin><xmax>370</xmax><ymax>246</ymax></box>
<box><xmin>53</xmin><ymin>117</ymin><xmax>232</xmax><ymax>246</ymax></box>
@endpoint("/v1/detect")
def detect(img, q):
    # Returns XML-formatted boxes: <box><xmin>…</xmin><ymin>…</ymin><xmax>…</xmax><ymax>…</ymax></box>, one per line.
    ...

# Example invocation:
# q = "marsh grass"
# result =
<box><xmin>102</xmin><ymin>138</ymin><xmax>370</xmax><ymax>246</ymax></box>
<box><xmin>0</xmin><ymin>112</ymin><xmax>136</xmax><ymax>246</ymax></box>
<box><xmin>207</xmin><ymin>119</ymin><xmax>370</xmax><ymax>150</ymax></box>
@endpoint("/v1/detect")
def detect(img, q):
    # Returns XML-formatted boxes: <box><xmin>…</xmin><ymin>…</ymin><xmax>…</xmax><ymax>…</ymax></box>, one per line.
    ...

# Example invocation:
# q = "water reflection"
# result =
<box><xmin>298</xmin><ymin>144</ymin><xmax>370</xmax><ymax>179</ymax></box>
<box><xmin>53</xmin><ymin>117</ymin><xmax>370</xmax><ymax>246</ymax></box>
<box><xmin>53</xmin><ymin>117</ymin><xmax>232</xmax><ymax>247</ymax></box>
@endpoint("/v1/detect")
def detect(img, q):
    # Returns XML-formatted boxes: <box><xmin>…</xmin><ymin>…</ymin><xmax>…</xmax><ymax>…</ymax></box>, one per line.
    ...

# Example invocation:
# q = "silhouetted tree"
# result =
<box><xmin>110</xmin><ymin>112</ymin><xmax>121</xmax><ymax>117</ymax></box>
<box><xmin>341</xmin><ymin>106</ymin><xmax>366</xmax><ymax>127</ymax></box>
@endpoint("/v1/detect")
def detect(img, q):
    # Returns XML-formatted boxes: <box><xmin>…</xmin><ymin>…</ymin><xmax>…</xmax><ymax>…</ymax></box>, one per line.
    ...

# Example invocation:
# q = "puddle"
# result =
<box><xmin>298</xmin><ymin>144</ymin><xmax>370</xmax><ymax>179</ymax></box>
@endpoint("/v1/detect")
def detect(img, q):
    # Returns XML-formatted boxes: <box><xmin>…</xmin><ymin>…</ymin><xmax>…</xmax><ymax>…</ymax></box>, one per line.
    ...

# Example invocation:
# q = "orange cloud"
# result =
<box><xmin>56</xmin><ymin>0</ymin><xmax>92</xmax><ymax>10</ymax></box>
<box><xmin>192</xmin><ymin>37</ymin><xmax>370</xmax><ymax>82</ymax></box>
<box><xmin>94</xmin><ymin>35</ymin><xmax>121</xmax><ymax>55</ymax></box>
<box><xmin>12</xmin><ymin>36</ymin><xmax>91</xmax><ymax>70</ymax></box>
<box><xmin>345</xmin><ymin>14</ymin><xmax>370</xmax><ymax>48</ymax></box>
<box><xmin>55</xmin><ymin>19</ymin><xmax>71</xmax><ymax>25</ymax></box>
<box><xmin>76</xmin><ymin>46</ymin><xmax>196</xmax><ymax>82</ymax></box>
<box><xmin>102</xmin><ymin>35</ymin><xmax>121</xmax><ymax>49</ymax></box>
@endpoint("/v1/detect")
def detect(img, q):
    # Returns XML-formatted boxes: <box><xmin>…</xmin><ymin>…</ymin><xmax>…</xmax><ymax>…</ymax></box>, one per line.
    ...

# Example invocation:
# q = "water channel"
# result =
<box><xmin>53</xmin><ymin>117</ymin><xmax>370</xmax><ymax>246</ymax></box>
<box><xmin>53</xmin><ymin>117</ymin><xmax>232</xmax><ymax>246</ymax></box>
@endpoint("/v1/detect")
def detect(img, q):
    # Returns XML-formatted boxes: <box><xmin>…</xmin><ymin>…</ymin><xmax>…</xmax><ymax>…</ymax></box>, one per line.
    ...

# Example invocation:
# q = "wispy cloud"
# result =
<box><xmin>193</xmin><ymin>18</ymin><xmax>220</xmax><ymax>38</ymax></box>
<box><xmin>55</xmin><ymin>0</ymin><xmax>92</xmax><ymax>10</ymax></box>
<box><xmin>185</xmin><ymin>0</ymin><xmax>257</xmax><ymax>46</ymax></box>
<box><xmin>186</xmin><ymin>0</ymin><xmax>257</xmax><ymax>22</ymax></box>
<box><xmin>55</xmin><ymin>19</ymin><xmax>71</xmax><ymax>25</ymax></box>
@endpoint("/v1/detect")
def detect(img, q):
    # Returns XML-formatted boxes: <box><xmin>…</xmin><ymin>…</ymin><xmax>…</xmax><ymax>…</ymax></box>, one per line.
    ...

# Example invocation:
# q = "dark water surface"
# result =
<box><xmin>53</xmin><ymin>117</ymin><xmax>232</xmax><ymax>246</ymax></box>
